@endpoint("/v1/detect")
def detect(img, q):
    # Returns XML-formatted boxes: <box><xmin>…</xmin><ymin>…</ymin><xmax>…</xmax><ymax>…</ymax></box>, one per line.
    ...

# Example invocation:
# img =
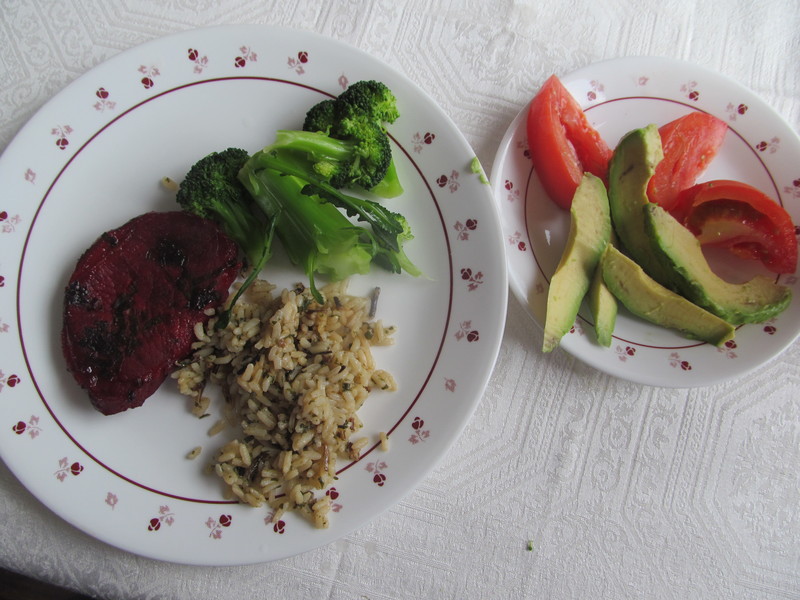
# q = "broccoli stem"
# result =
<box><xmin>370</xmin><ymin>159</ymin><xmax>403</xmax><ymax>198</ymax></box>
<box><xmin>247</xmin><ymin>149</ymin><xmax>397</xmax><ymax>241</ymax></box>
<box><xmin>238</xmin><ymin>164</ymin><xmax>373</xmax><ymax>303</ymax></box>
<box><xmin>215</xmin><ymin>219</ymin><xmax>276</xmax><ymax>329</ymax></box>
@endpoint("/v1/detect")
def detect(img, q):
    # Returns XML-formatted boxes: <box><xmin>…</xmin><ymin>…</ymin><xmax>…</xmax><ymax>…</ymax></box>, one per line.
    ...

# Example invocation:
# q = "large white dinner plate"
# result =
<box><xmin>492</xmin><ymin>56</ymin><xmax>800</xmax><ymax>387</ymax></box>
<box><xmin>0</xmin><ymin>25</ymin><xmax>507</xmax><ymax>565</ymax></box>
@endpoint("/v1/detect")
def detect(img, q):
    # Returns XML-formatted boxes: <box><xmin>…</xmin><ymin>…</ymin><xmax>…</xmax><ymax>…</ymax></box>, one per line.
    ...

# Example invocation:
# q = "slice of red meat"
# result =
<box><xmin>61</xmin><ymin>211</ymin><xmax>241</xmax><ymax>415</ymax></box>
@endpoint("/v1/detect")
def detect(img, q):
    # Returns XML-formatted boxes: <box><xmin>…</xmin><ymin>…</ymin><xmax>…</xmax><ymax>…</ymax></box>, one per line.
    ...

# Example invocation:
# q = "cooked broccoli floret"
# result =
<box><xmin>176</xmin><ymin>148</ymin><xmax>262</xmax><ymax>266</ymax></box>
<box><xmin>300</xmin><ymin>80</ymin><xmax>403</xmax><ymax>198</ymax></box>
<box><xmin>175</xmin><ymin>81</ymin><xmax>417</xmax><ymax>312</ymax></box>
<box><xmin>239</xmin><ymin>145</ymin><xmax>420</xmax><ymax>302</ymax></box>
<box><xmin>302</xmin><ymin>99</ymin><xmax>336</xmax><ymax>135</ymax></box>
<box><xmin>270</xmin><ymin>128</ymin><xmax>391</xmax><ymax>192</ymax></box>
<box><xmin>175</xmin><ymin>147</ymin><xmax>276</xmax><ymax>327</ymax></box>
<box><xmin>335</xmin><ymin>80</ymin><xmax>400</xmax><ymax>125</ymax></box>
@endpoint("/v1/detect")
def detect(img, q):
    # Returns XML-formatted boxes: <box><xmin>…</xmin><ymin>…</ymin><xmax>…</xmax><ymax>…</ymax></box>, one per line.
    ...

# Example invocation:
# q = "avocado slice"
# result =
<box><xmin>542</xmin><ymin>173</ymin><xmax>611</xmax><ymax>352</ymax></box>
<box><xmin>607</xmin><ymin>124</ymin><xmax>673</xmax><ymax>287</ymax></box>
<box><xmin>588</xmin><ymin>235</ymin><xmax>619</xmax><ymax>346</ymax></box>
<box><xmin>609</xmin><ymin>123</ymin><xmax>791</xmax><ymax>326</ymax></box>
<box><xmin>600</xmin><ymin>244</ymin><xmax>735</xmax><ymax>346</ymax></box>
<box><xmin>644</xmin><ymin>203</ymin><xmax>791</xmax><ymax>324</ymax></box>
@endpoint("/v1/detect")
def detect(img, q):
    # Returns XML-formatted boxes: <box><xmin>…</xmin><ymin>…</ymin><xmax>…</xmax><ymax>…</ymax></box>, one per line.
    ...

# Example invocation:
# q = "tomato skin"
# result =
<box><xmin>526</xmin><ymin>75</ymin><xmax>612</xmax><ymax>210</ymax></box>
<box><xmin>681</xmin><ymin>179</ymin><xmax>798</xmax><ymax>274</ymax></box>
<box><xmin>647</xmin><ymin>112</ymin><xmax>728</xmax><ymax>220</ymax></box>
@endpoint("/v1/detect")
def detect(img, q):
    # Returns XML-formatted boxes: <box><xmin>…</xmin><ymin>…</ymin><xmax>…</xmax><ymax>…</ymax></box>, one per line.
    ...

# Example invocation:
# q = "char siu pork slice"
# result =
<box><xmin>61</xmin><ymin>211</ymin><xmax>241</xmax><ymax>415</ymax></box>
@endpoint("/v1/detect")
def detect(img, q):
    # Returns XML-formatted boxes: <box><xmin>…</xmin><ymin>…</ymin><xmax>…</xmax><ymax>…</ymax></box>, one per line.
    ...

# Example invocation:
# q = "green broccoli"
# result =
<box><xmin>335</xmin><ymin>80</ymin><xmax>400</xmax><ymax>125</ymax></box>
<box><xmin>174</xmin><ymin>80</ymin><xmax>417</xmax><ymax>312</ymax></box>
<box><xmin>175</xmin><ymin>147</ymin><xmax>276</xmax><ymax>327</ymax></box>
<box><xmin>239</xmin><ymin>146</ymin><xmax>420</xmax><ymax>303</ymax></box>
<box><xmin>302</xmin><ymin>80</ymin><xmax>403</xmax><ymax>198</ymax></box>
<box><xmin>269</xmin><ymin>129</ymin><xmax>391</xmax><ymax>193</ymax></box>
<box><xmin>302</xmin><ymin>99</ymin><xmax>336</xmax><ymax>135</ymax></box>
<box><xmin>240</xmin><ymin>165</ymin><xmax>373</xmax><ymax>301</ymax></box>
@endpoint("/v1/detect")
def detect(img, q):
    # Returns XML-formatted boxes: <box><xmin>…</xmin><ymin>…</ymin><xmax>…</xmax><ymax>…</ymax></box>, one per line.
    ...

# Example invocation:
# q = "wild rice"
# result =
<box><xmin>173</xmin><ymin>279</ymin><xmax>395</xmax><ymax>528</ymax></box>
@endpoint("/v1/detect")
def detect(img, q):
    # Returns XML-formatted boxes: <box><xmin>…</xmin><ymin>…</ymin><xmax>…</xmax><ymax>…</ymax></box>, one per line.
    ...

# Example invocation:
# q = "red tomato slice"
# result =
<box><xmin>681</xmin><ymin>179</ymin><xmax>798</xmax><ymax>274</ymax></box>
<box><xmin>526</xmin><ymin>75</ymin><xmax>612</xmax><ymax>210</ymax></box>
<box><xmin>647</xmin><ymin>112</ymin><xmax>728</xmax><ymax>220</ymax></box>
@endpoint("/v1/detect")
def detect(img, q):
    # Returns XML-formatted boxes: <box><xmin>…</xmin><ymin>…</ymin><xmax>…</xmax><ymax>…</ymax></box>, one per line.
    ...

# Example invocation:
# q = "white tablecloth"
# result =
<box><xmin>2</xmin><ymin>1</ymin><xmax>799</xmax><ymax>598</ymax></box>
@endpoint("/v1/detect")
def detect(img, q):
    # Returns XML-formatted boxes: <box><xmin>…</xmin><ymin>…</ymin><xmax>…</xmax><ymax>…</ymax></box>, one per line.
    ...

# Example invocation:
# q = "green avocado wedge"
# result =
<box><xmin>588</xmin><ymin>235</ymin><xmax>619</xmax><ymax>346</ymax></box>
<box><xmin>542</xmin><ymin>173</ymin><xmax>611</xmax><ymax>353</ymax></box>
<box><xmin>644</xmin><ymin>203</ymin><xmax>792</xmax><ymax>325</ymax></box>
<box><xmin>609</xmin><ymin>123</ymin><xmax>791</xmax><ymax>326</ymax></box>
<box><xmin>607</xmin><ymin>124</ymin><xmax>673</xmax><ymax>287</ymax></box>
<box><xmin>600</xmin><ymin>245</ymin><xmax>736</xmax><ymax>346</ymax></box>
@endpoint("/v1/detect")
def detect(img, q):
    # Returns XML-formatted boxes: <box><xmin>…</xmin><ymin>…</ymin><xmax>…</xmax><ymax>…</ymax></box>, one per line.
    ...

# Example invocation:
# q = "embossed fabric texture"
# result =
<box><xmin>1</xmin><ymin>1</ymin><xmax>799</xmax><ymax>599</ymax></box>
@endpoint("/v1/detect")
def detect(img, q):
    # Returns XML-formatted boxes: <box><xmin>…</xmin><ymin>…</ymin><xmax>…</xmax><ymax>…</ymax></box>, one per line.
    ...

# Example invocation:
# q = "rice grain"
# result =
<box><xmin>173</xmin><ymin>279</ymin><xmax>395</xmax><ymax>528</ymax></box>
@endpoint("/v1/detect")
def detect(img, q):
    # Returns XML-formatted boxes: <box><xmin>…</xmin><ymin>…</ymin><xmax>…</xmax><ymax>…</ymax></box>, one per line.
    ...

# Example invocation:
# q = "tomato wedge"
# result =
<box><xmin>681</xmin><ymin>179</ymin><xmax>798</xmax><ymax>274</ymax></box>
<box><xmin>647</xmin><ymin>111</ymin><xmax>728</xmax><ymax>220</ymax></box>
<box><xmin>526</xmin><ymin>75</ymin><xmax>612</xmax><ymax>210</ymax></box>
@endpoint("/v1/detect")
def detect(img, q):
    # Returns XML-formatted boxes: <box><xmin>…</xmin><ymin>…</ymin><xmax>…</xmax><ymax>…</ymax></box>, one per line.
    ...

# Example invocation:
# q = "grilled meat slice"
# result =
<box><xmin>61</xmin><ymin>211</ymin><xmax>241</xmax><ymax>415</ymax></box>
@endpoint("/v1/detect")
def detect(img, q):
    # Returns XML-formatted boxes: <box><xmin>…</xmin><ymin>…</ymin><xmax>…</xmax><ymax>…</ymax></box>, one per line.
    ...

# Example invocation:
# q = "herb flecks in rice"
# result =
<box><xmin>173</xmin><ymin>279</ymin><xmax>396</xmax><ymax>529</ymax></box>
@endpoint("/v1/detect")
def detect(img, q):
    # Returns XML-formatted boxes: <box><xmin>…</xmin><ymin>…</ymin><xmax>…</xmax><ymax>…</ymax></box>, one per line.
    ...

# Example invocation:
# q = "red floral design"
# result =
<box><xmin>234</xmin><ymin>46</ymin><xmax>257</xmax><ymax>69</ymax></box>
<box><xmin>517</xmin><ymin>139</ymin><xmax>530</xmax><ymax>160</ymax></box>
<box><xmin>726</xmin><ymin>102</ymin><xmax>748</xmax><ymax>121</ymax></box>
<box><xmin>138</xmin><ymin>65</ymin><xmax>160</xmax><ymax>89</ymax></box>
<box><xmin>460</xmin><ymin>267</ymin><xmax>484</xmax><ymax>291</ymax></box>
<box><xmin>326</xmin><ymin>487</ymin><xmax>343</xmax><ymax>513</ymax></box>
<box><xmin>409</xmin><ymin>416</ymin><xmax>430</xmax><ymax>444</ymax></box>
<box><xmin>1</xmin><ymin>210</ymin><xmax>21</xmax><ymax>233</ymax></box>
<box><xmin>148</xmin><ymin>506</ymin><xmax>175</xmax><ymax>531</ymax></box>
<box><xmin>444</xmin><ymin>377</ymin><xmax>456</xmax><ymax>392</ymax></box>
<box><xmin>586</xmin><ymin>79</ymin><xmax>604</xmax><ymax>102</ymax></box>
<box><xmin>51</xmin><ymin>125</ymin><xmax>73</xmax><ymax>150</ymax></box>
<box><xmin>24</xmin><ymin>168</ymin><xmax>36</xmax><ymax>183</ymax></box>
<box><xmin>668</xmin><ymin>352</ymin><xmax>692</xmax><ymax>371</ymax></box>
<box><xmin>504</xmin><ymin>179</ymin><xmax>521</xmax><ymax>202</ymax></box>
<box><xmin>338</xmin><ymin>74</ymin><xmax>349</xmax><ymax>90</ymax></box>
<box><xmin>412</xmin><ymin>131</ymin><xmax>436</xmax><ymax>153</ymax></box>
<box><xmin>680</xmin><ymin>80</ymin><xmax>699</xmax><ymax>101</ymax></box>
<box><xmin>783</xmin><ymin>178</ymin><xmax>800</xmax><ymax>201</ymax></box>
<box><xmin>436</xmin><ymin>170</ymin><xmax>460</xmax><ymax>192</ymax></box>
<box><xmin>454</xmin><ymin>218</ymin><xmax>478</xmax><ymax>240</ymax></box>
<box><xmin>365</xmin><ymin>460</ymin><xmax>388</xmax><ymax>486</ymax></box>
<box><xmin>105</xmin><ymin>493</ymin><xmax>118</xmax><ymax>510</ymax></box>
<box><xmin>288</xmin><ymin>51</ymin><xmax>308</xmax><ymax>74</ymax></box>
<box><xmin>755</xmin><ymin>138</ymin><xmax>780</xmax><ymax>154</ymax></box>
<box><xmin>455</xmin><ymin>320</ymin><xmax>479</xmax><ymax>342</ymax></box>
<box><xmin>717</xmin><ymin>339</ymin><xmax>738</xmax><ymax>359</ymax></box>
<box><xmin>93</xmin><ymin>87</ymin><xmax>116</xmax><ymax>112</ymax></box>
<box><xmin>206</xmin><ymin>514</ymin><xmax>232</xmax><ymax>538</ymax></box>
<box><xmin>0</xmin><ymin>371</ymin><xmax>21</xmax><ymax>392</ymax></box>
<box><xmin>264</xmin><ymin>511</ymin><xmax>285</xmax><ymax>532</ymax></box>
<box><xmin>508</xmin><ymin>231</ymin><xmax>526</xmax><ymax>251</ymax></box>
<box><xmin>615</xmin><ymin>345</ymin><xmax>635</xmax><ymax>362</ymax></box>
<box><xmin>187</xmin><ymin>48</ymin><xmax>209</xmax><ymax>73</ymax></box>
<box><xmin>12</xmin><ymin>415</ymin><xmax>41</xmax><ymax>438</ymax></box>
<box><xmin>55</xmin><ymin>457</ymin><xmax>83</xmax><ymax>481</ymax></box>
